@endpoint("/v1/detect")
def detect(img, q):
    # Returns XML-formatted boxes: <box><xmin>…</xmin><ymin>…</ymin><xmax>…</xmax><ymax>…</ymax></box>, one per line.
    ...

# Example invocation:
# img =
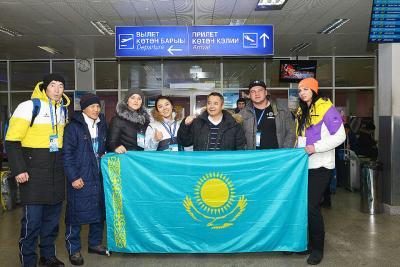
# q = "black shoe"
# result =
<box><xmin>38</xmin><ymin>256</ymin><xmax>65</xmax><ymax>267</ymax></box>
<box><xmin>69</xmin><ymin>251</ymin><xmax>84</xmax><ymax>266</ymax></box>
<box><xmin>307</xmin><ymin>250</ymin><xmax>323</xmax><ymax>265</ymax></box>
<box><xmin>88</xmin><ymin>245</ymin><xmax>110</xmax><ymax>256</ymax></box>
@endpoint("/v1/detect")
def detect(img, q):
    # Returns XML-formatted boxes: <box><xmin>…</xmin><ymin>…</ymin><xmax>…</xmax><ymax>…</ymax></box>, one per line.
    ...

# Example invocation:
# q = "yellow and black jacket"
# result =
<box><xmin>5</xmin><ymin>82</ymin><xmax>70</xmax><ymax>204</ymax></box>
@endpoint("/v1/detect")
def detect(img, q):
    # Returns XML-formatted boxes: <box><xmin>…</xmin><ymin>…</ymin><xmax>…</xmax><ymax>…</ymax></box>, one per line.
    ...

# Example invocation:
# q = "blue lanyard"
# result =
<box><xmin>48</xmin><ymin>98</ymin><xmax>56</xmax><ymax>133</ymax></box>
<box><xmin>161</xmin><ymin>121</ymin><xmax>177</xmax><ymax>141</ymax></box>
<box><xmin>254</xmin><ymin>108</ymin><xmax>266</xmax><ymax>127</ymax></box>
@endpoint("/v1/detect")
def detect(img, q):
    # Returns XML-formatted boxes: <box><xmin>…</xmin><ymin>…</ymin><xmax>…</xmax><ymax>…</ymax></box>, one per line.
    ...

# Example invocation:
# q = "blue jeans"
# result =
<box><xmin>19</xmin><ymin>203</ymin><xmax>63</xmax><ymax>267</ymax></box>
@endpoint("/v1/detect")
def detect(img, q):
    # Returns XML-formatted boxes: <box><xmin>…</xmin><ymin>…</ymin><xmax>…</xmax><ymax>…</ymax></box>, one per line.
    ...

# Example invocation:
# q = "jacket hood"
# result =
<box><xmin>116</xmin><ymin>101</ymin><xmax>150</xmax><ymax>125</ymax></box>
<box><xmin>31</xmin><ymin>81</ymin><xmax>71</xmax><ymax>107</ymax></box>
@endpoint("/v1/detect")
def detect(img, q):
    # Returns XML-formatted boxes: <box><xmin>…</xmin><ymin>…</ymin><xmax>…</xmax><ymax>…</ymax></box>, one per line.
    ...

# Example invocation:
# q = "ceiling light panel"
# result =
<box><xmin>318</xmin><ymin>18</ymin><xmax>350</xmax><ymax>35</ymax></box>
<box><xmin>0</xmin><ymin>25</ymin><xmax>22</xmax><ymax>37</ymax></box>
<box><xmin>256</xmin><ymin>0</ymin><xmax>288</xmax><ymax>11</ymax></box>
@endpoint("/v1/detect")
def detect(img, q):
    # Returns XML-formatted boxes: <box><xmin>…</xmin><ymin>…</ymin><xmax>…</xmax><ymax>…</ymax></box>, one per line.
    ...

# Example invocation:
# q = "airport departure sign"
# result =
<box><xmin>369</xmin><ymin>0</ymin><xmax>400</xmax><ymax>43</ymax></box>
<box><xmin>115</xmin><ymin>25</ymin><xmax>274</xmax><ymax>57</ymax></box>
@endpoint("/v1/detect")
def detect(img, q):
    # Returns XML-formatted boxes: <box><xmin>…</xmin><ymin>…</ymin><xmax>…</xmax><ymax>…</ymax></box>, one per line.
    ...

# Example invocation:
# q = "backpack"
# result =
<box><xmin>30</xmin><ymin>98</ymin><xmax>68</xmax><ymax>127</ymax></box>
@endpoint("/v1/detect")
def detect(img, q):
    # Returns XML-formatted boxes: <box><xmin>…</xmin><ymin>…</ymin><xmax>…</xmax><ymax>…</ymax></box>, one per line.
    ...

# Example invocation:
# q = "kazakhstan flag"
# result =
<box><xmin>101</xmin><ymin>148</ymin><xmax>308</xmax><ymax>253</ymax></box>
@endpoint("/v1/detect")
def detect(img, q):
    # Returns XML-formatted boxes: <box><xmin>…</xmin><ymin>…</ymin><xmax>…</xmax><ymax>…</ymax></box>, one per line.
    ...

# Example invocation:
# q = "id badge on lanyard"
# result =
<box><xmin>137</xmin><ymin>132</ymin><xmax>145</xmax><ymax>148</ymax></box>
<box><xmin>49</xmin><ymin>134</ymin><xmax>59</xmax><ymax>152</ymax></box>
<box><xmin>256</xmin><ymin>132</ymin><xmax>261</xmax><ymax>147</ymax></box>
<box><xmin>168</xmin><ymin>143</ymin><xmax>178</xmax><ymax>151</ymax></box>
<box><xmin>49</xmin><ymin>99</ymin><xmax>58</xmax><ymax>152</ymax></box>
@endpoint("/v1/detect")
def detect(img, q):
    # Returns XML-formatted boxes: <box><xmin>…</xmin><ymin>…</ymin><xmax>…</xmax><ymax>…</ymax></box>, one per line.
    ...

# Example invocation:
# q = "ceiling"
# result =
<box><xmin>0</xmin><ymin>0</ymin><xmax>376</xmax><ymax>59</ymax></box>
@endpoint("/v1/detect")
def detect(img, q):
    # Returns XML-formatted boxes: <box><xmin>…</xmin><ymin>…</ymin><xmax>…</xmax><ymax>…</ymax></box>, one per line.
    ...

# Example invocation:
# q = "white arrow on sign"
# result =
<box><xmin>167</xmin><ymin>45</ymin><xmax>183</xmax><ymax>55</ymax></box>
<box><xmin>260</xmin><ymin>33</ymin><xmax>270</xmax><ymax>48</ymax></box>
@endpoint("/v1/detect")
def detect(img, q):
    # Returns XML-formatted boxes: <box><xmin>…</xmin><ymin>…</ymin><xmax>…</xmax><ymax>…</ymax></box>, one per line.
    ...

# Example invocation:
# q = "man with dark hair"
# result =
<box><xmin>5</xmin><ymin>73</ymin><xmax>70</xmax><ymax>267</ymax></box>
<box><xmin>240</xmin><ymin>80</ymin><xmax>295</xmax><ymax>150</ymax></box>
<box><xmin>235</xmin><ymin>98</ymin><xmax>246</xmax><ymax>114</ymax></box>
<box><xmin>178</xmin><ymin>92</ymin><xmax>246</xmax><ymax>151</ymax></box>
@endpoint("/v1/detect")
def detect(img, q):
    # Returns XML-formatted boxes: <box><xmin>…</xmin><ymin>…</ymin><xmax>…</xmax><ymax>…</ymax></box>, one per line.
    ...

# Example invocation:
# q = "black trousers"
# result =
<box><xmin>308</xmin><ymin>167</ymin><xmax>331</xmax><ymax>253</ymax></box>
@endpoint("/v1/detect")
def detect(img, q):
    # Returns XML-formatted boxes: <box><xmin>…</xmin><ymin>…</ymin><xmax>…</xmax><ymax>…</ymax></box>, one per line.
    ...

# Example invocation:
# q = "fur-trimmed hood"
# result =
<box><xmin>116</xmin><ymin>101</ymin><xmax>150</xmax><ymax>125</ymax></box>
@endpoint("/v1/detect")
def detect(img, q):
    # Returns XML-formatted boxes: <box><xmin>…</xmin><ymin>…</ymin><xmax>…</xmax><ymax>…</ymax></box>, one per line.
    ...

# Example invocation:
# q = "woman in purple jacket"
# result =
<box><xmin>295</xmin><ymin>78</ymin><xmax>346</xmax><ymax>265</ymax></box>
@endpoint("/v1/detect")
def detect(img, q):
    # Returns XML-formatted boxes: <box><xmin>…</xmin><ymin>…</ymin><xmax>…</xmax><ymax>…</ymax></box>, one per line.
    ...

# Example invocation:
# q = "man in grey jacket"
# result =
<box><xmin>240</xmin><ymin>80</ymin><xmax>295</xmax><ymax>149</ymax></box>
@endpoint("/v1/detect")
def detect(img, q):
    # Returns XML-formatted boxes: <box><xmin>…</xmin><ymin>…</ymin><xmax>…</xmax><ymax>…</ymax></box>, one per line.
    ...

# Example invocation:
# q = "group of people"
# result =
<box><xmin>5</xmin><ymin>73</ymin><xmax>345</xmax><ymax>267</ymax></box>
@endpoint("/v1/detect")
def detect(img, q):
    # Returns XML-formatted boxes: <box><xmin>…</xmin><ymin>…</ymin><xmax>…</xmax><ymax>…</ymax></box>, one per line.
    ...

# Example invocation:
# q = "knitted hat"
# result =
<box><xmin>248</xmin><ymin>80</ymin><xmax>266</xmax><ymax>90</ymax></box>
<box><xmin>42</xmin><ymin>73</ymin><xmax>65</xmax><ymax>90</ymax></box>
<box><xmin>124</xmin><ymin>89</ymin><xmax>144</xmax><ymax>103</ymax></box>
<box><xmin>80</xmin><ymin>93</ymin><xmax>100</xmax><ymax>110</ymax></box>
<box><xmin>298</xmin><ymin>78</ymin><xmax>319</xmax><ymax>94</ymax></box>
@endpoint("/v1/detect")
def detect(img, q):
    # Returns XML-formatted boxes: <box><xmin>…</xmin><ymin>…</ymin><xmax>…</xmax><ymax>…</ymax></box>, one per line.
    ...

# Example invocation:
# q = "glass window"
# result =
<box><xmin>269</xmin><ymin>90</ymin><xmax>289</xmax><ymax>109</ymax></box>
<box><xmin>95</xmin><ymin>61</ymin><xmax>118</xmax><ymax>90</ymax></box>
<box><xmin>335</xmin><ymin>57</ymin><xmax>374</xmax><ymax>87</ymax></box>
<box><xmin>266</xmin><ymin>59</ymin><xmax>289</xmax><ymax>88</ymax></box>
<box><xmin>335</xmin><ymin>89</ymin><xmax>374</xmax><ymax>117</ymax></box>
<box><xmin>309</xmin><ymin>57</ymin><xmax>332</xmax><ymax>87</ymax></box>
<box><xmin>52</xmin><ymin>60</ymin><xmax>75</xmax><ymax>90</ymax></box>
<box><xmin>0</xmin><ymin>62</ymin><xmax>7</xmax><ymax>92</ymax></box>
<box><xmin>11</xmin><ymin>92</ymin><xmax>31</xmax><ymax>113</ymax></box>
<box><xmin>223</xmin><ymin>58</ymin><xmax>263</xmax><ymax>88</ymax></box>
<box><xmin>164</xmin><ymin>59</ymin><xmax>221</xmax><ymax>90</ymax></box>
<box><xmin>319</xmin><ymin>89</ymin><xmax>333</xmax><ymax>101</ymax></box>
<box><xmin>10</xmin><ymin>61</ymin><xmax>50</xmax><ymax>91</ymax></box>
<box><xmin>120</xmin><ymin>60</ymin><xmax>162</xmax><ymax>90</ymax></box>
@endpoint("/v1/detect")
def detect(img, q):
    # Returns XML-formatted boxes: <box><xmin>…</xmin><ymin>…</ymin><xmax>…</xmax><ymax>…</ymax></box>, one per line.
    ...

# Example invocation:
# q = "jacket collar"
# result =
<box><xmin>116</xmin><ymin>101</ymin><xmax>150</xmax><ymax>125</ymax></box>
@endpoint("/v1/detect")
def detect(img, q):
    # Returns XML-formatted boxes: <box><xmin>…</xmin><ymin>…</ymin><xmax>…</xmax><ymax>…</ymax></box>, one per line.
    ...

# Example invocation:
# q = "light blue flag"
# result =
<box><xmin>101</xmin><ymin>148</ymin><xmax>308</xmax><ymax>253</ymax></box>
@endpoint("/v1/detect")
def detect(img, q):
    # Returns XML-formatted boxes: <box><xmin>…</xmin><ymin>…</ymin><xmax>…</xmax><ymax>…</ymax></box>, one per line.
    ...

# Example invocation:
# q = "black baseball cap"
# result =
<box><xmin>248</xmin><ymin>80</ymin><xmax>266</xmax><ymax>90</ymax></box>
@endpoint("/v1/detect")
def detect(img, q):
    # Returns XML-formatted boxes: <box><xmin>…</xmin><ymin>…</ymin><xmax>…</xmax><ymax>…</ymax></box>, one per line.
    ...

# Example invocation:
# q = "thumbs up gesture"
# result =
<box><xmin>154</xmin><ymin>128</ymin><xmax>163</xmax><ymax>142</ymax></box>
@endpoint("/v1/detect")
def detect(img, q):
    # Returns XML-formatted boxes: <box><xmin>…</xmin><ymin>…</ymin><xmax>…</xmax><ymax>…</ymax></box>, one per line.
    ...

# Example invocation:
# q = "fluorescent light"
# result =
<box><xmin>256</xmin><ymin>0</ymin><xmax>288</xmax><ymax>10</ymax></box>
<box><xmin>90</xmin><ymin>20</ymin><xmax>115</xmax><ymax>36</ymax></box>
<box><xmin>0</xmin><ymin>25</ymin><xmax>22</xmax><ymax>37</ymax></box>
<box><xmin>289</xmin><ymin>42</ymin><xmax>311</xmax><ymax>53</ymax></box>
<box><xmin>229</xmin><ymin>19</ymin><xmax>246</xmax><ymax>26</ymax></box>
<box><xmin>318</xmin><ymin>18</ymin><xmax>350</xmax><ymax>34</ymax></box>
<box><xmin>38</xmin><ymin>46</ymin><xmax>62</xmax><ymax>55</ymax></box>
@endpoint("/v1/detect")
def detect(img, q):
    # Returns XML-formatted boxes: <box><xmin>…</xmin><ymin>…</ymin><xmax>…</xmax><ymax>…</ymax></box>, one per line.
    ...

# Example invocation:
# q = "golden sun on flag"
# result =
<box><xmin>194</xmin><ymin>172</ymin><xmax>235</xmax><ymax>215</ymax></box>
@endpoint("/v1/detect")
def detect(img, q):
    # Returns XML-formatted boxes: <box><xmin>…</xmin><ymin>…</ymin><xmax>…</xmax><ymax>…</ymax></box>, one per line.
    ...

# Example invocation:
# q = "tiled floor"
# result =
<box><xmin>1</xmin><ymin>188</ymin><xmax>399</xmax><ymax>266</ymax></box>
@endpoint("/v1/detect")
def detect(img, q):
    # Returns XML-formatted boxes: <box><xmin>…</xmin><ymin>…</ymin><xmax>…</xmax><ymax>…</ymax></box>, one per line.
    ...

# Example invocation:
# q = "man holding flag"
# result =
<box><xmin>178</xmin><ymin>92</ymin><xmax>246</xmax><ymax>151</ymax></box>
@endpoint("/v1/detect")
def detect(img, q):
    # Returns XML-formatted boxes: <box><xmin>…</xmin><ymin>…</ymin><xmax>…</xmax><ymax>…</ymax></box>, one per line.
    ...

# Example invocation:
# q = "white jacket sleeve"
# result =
<box><xmin>144</xmin><ymin>124</ymin><xmax>159</xmax><ymax>151</ymax></box>
<box><xmin>314</xmin><ymin>123</ymin><xmax>346</xmax><ymax>153</ymax></box>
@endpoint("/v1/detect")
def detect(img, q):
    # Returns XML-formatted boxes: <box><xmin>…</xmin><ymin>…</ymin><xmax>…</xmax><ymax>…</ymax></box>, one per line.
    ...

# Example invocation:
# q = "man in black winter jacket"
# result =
<box><xmin>178</xmin><ymin>92</ymin><xmax>246</xmax><ymax>151</ymax></box>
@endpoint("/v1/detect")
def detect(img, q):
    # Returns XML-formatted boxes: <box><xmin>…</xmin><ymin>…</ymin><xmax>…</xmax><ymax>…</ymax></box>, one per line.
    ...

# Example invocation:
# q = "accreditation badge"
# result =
<box><xmin>49</xmin><ymin>134</ymin><xmax>59</xmax><ymax>152</ymax></box>
<box><xmin>256</xmin><ymin>131</ymin><xmax>261</xmax><ymax>147</ymax></box>
<box><xmin>137</xmin><ymin>133</ymin><xmax>145</xmax><ymax>148</ymax></box>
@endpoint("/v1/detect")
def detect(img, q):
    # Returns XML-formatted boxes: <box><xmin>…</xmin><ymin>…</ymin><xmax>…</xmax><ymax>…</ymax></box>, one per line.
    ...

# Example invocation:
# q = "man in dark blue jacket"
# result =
<box><xmin>63</xmin><ymin>93</ymin><xmax>109</xmax><ymax>265</ymax></box>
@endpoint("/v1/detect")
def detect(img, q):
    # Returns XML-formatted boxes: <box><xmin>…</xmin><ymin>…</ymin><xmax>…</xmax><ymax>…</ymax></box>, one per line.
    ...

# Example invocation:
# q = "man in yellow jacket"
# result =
<box><xmin>5</xmin><ymin>73</ymin><xmax>70</xmax><ymax>267</ymax></box>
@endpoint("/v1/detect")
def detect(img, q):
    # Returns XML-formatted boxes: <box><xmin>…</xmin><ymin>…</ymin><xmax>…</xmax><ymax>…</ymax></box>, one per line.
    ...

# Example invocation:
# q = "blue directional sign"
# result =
<box><xmin>369</xmin><ymin>0</ymin><xmax>400</xmax><ymax>43</ymax></box>
<box><xmin>115</xmin><ymin>25</ymin><xmax>274</xmax><ymax>57</ymax></box>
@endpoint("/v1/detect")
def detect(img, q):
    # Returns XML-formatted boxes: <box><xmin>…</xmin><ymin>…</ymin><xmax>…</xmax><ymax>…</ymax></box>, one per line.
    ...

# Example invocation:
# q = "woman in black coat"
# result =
<box><xmin>107</xmin><ymin>89</ymin><xmax>150</xmax><ymax>153</ymax></box>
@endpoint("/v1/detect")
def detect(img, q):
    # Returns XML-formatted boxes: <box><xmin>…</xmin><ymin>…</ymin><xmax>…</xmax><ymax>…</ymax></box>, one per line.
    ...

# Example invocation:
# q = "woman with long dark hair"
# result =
<box><xmin>295</xmin><ymin>78</ymin><xmax>345</xmax><ymax>265</ymax></box>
